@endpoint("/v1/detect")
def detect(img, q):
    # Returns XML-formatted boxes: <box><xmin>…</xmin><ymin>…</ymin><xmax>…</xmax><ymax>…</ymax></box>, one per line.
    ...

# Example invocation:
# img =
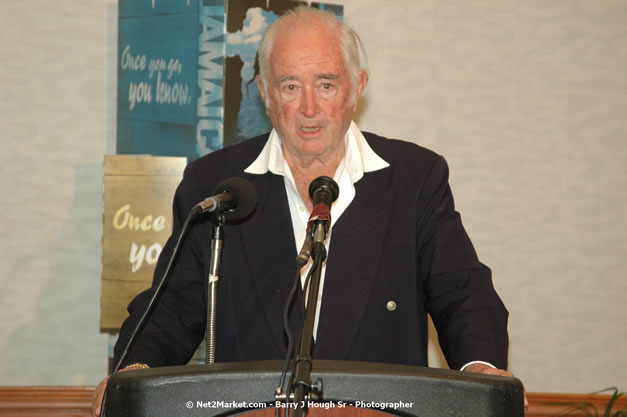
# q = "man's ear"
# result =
<box><xmin>355</xmin><ymin>69</ymin><xmax>369</xmax><ymax>101</ymax></box>
<box><xmin>256</xmin><ymin>75</ymin><xmax>267</xmax><ymax>105</ymax></box>
<box><xmin>352</xmin><ymin>69</ymin><xmax>369</xmax><ymax>110</ymax></box>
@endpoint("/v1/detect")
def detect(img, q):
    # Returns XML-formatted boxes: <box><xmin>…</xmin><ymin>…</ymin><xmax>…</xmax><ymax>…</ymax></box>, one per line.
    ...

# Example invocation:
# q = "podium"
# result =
<box><xmin>104</xmin><ymin>360</ymin><xmax>524</xmax><ymax>416</ymax></box>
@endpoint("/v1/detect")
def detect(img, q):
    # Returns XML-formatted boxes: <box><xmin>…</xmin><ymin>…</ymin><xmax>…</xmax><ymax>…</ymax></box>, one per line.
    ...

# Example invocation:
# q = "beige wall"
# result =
<box><xmin>0</xmin><ymin>0</ymin><xmax>625</xmax><ymax>392</ymax></box>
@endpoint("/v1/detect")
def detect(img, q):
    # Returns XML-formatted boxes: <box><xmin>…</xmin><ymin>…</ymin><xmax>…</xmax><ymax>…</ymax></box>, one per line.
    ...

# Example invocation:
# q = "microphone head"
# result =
<box><xmin>213</xmin><ymin>177</ymin><xmax>258</xmax><ymax>220</ymax></box>
<box><xmin>309</xmin><ymin>176</ymin><xmax>339</xmax><ymax>208</ymax></box>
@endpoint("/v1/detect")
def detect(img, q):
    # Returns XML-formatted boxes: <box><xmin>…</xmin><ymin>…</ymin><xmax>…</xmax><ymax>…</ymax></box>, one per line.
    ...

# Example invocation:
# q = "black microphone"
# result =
<box><xmin>295</xmin><ymin>176</ymin><xmax>339</xmax><ymax>267</ymax></box>
<box><xmin>193</xmin><ymin>177</ymin><xmax>257</xmax><ymax>220</ymax></box>
<box><xmin>309</xmin><ymin>176</ymin><xmax>339</xmax><ymax>210</ymax></box>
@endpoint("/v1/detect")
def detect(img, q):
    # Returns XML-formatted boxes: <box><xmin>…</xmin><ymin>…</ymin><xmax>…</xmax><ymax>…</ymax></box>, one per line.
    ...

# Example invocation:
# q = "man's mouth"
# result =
<box><xmin>300</xmin><ymin>126</ymin><xmax>321</xmax><ymax>133</ymax></box>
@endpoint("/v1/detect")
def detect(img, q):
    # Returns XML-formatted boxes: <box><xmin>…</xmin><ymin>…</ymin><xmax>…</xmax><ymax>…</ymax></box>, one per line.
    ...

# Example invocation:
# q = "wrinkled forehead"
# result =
<box><xmin>269</xmin><ymin>23</ymin><xmax>346</xmax><ymax>74</ymax></box>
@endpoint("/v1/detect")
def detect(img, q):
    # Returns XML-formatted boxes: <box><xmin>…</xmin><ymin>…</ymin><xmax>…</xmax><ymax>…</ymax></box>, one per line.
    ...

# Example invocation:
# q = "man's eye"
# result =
<box><xmin>322</xmin><ymin>83</ymin><xmax>333</xmax><ymax>90</ymax></box>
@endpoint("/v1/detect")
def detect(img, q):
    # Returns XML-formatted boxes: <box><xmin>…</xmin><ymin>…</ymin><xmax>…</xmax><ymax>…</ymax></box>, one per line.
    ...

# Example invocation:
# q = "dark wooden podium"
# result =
<box><xmin>104</xmin><ymin>360</ymin><xmax>524</xmax><ymax>416</ymax></box>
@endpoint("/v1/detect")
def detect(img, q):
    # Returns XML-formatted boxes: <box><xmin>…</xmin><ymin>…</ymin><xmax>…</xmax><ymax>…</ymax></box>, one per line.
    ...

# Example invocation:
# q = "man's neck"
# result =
<box><xmin>283</xmin><ymin>145</ymin><xmax>345</xmax><ymax>211</ymax></box>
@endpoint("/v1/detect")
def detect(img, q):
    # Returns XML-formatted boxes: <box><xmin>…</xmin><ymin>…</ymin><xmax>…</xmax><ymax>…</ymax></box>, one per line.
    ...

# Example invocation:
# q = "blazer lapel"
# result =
<box><xmin>314</xmin><ymin>166</ymin><xmax>393</xmax><ymax>359</ymax></box>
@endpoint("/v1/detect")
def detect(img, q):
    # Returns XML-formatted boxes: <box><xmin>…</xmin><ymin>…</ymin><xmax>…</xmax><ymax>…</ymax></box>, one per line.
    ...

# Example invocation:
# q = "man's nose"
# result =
<box><xmin>299</xmin><ymin>88</ymin><xmax>319</xmax><ymax>118</ymax></box>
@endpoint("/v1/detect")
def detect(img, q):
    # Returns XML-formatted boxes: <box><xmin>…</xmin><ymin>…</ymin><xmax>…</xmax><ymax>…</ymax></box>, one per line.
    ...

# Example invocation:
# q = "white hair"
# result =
<box><xmin>257</xmin><ymin>6</ymin><xmax>367</xmax><ymax>101</ymax></box>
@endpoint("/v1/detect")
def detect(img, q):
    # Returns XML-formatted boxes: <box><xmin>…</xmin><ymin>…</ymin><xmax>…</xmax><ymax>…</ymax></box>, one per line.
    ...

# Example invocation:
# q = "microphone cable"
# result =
<box><xmin>100</xmin><ymin>206</ymin><xmax>201</xmax><ymax>417</ymax></box>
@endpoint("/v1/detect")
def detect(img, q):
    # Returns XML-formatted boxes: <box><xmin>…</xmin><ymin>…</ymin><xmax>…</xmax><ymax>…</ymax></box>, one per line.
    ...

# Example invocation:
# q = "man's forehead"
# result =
<box><xmin>271</xmin><ymin>52</ymin><xmax>345</xmax><ymax>78</ymax></box>
<box><xmin>270</xmin><ymin>42</ymin><xmax>345</xmax><ymax>76</ymax></box>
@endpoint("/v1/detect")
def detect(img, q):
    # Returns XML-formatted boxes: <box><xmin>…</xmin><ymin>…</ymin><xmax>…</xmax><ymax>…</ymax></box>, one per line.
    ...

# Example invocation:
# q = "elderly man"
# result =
<box><xmin>93</xmin><ymin>6</ymin><xmax>522</xmax><ymax>416</ymax></box>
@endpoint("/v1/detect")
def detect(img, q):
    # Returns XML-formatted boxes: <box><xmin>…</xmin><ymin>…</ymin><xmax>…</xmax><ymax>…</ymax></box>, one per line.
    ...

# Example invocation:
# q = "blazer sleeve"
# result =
<box><xmin>416</xmin><ymin>155</ymin><xmax>509</xmax><ymax>370</ymax></box>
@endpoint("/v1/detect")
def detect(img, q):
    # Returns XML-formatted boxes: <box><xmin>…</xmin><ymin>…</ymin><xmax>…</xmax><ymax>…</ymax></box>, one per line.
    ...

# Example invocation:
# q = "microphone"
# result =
<box><xmin>309</xmin><ymin>176</ymin><xmax>339</xmax><ymax>211</ymax></box>
<box><xmin>193</xmin><ymin>177</ymin><xmax>257</xmax><ymax>220</ymax></box>
<box><xmin>295</xmin><ymin>176</ymin><xmax>339</xmax><ymax>267</ymax></box>
<box><xmin>295</xmin><ymin>234</ymin><xmax>313</xmax><ymax>268</ymax></box>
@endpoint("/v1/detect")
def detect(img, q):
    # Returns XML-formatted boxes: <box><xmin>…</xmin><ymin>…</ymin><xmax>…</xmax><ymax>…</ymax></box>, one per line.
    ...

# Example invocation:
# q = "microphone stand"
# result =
<box><xmin>206</xmin><ymin>213</ymin><xmax>225</xmax><ymax>364</ymax></box>
<box><xmin>290</xmin><ymin>224</ymin><xmax>327</xmax><ymax>417</ymax></box>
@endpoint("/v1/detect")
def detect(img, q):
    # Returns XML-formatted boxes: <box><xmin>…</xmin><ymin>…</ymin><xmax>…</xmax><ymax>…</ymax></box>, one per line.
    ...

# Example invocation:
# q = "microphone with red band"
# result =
<box><xmin>296</xmin><ymin>176</ymin><xmax>339</xmax><ymax>268</ymax></box>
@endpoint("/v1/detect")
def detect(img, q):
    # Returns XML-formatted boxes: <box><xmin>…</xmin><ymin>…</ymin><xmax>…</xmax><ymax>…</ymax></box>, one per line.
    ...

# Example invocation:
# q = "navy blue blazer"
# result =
<box><xmin>115</xmin><ymin>132</ymin><xmax>509</xmax><ymax>371</ymax></box>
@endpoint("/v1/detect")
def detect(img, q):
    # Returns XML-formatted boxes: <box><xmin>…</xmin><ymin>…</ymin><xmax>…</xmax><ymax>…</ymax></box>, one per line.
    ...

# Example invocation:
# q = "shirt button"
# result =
<box><xmin>299</xmin><ymin>206</ymin><xmax>306</xmax><ymax>212</ymax></box>
<box><xmin>386</xmin><ymin>301</ymin><xmax>397</xmax><ymax>311</ymax></box>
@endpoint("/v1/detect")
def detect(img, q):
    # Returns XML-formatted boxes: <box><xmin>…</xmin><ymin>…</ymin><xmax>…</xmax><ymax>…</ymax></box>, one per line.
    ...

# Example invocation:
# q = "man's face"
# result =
<box><xmin>257</xmin><ymin>23</ymin><xmax>367</xmax><ymax>162</ymax></box>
